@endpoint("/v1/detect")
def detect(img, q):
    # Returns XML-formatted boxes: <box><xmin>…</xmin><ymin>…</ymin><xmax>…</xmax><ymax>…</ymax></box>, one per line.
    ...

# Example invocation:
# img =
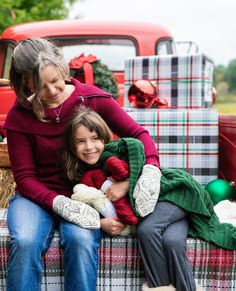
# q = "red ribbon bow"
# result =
<box><xmin>69</xmin><ymin>54</ymin><xmax>97</xmax><ymax>85</ymax></box>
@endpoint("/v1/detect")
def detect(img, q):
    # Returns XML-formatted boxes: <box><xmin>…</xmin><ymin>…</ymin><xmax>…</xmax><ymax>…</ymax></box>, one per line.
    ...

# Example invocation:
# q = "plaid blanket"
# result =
<box><xmin>124</xmin><ymin>53</ymin><xmax>214</xmax><ymax>109</ymax></box>
<box><xmin>0</xmin><ymin>209</ymin><xmax>235</xmax><ymax>290</ymax></box>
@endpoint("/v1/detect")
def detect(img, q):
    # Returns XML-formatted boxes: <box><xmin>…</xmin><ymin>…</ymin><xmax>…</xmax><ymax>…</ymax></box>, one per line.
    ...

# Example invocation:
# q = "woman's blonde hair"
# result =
<box><xmin>10</xmin><ymin>38</ymin><xmax>70</xmax><ymax>121</ymax></box>
<box><xmin>63</xmin><ymin>106</ymin><xmax>113</xmax><ymax>183</ymax></box>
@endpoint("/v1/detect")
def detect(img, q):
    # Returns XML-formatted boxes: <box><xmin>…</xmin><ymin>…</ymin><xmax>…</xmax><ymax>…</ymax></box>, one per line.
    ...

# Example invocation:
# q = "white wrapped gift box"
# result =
<box><xmin>124</xmin><ymin>107</ymin><xmax>218</xmax><ymax>186</ymax></box>
<box><xmin>124</xmin><ymin>53</ymin><xmax>214</xmax><ymax>109</ymax></box>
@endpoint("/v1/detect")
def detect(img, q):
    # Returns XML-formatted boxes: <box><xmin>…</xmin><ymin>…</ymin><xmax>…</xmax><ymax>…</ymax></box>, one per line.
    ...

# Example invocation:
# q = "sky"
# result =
<box><xmin>69</xmin><ymin>0</ymin><xmax>236</xmax><ymax>66</ymax></box>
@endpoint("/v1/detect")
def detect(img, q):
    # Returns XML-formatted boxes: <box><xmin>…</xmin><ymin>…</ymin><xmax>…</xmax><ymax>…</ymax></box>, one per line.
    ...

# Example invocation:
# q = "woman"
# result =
<box><xmin>5</xmin><ymin>37</ymin><xmax>197</xmax><ymax>291</ymax></box>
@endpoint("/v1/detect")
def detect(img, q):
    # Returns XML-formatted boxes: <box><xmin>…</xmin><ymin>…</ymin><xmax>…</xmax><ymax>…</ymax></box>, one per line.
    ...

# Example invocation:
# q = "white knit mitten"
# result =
<box><xmin>53</xmin><ymin>195</ymin><xmax>100</xmax><ymax>229</ymax></box>
<box><xmin>72</xmin><ymin>184</ymin><xmax>116</xmax><ymax>217</ymax></box>
<box><xmin>72</xmin><ymin>184</ymin><xmax>133</xmax><ymax>236</ymax></box>
<box><xmin>133</xmin><ymin>165</ymin><xmax>161</xmax><ymax>217</ymax></box>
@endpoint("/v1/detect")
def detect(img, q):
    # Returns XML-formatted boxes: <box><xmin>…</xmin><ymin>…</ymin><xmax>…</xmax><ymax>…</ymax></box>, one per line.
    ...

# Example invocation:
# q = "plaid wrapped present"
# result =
<box><xmin>125</xmin><ymin>108</ymin><xmax>218</xmax><ymax>186</ymax></box>
<box><xmin>0</xmin><ymin>209</ymin><xmax>236</xmax><ymax>290</ymax></box>
<box><xmin>124</xmin><ymin>53</ymin><xmax>214</xmax><ymax>109</ymax></box>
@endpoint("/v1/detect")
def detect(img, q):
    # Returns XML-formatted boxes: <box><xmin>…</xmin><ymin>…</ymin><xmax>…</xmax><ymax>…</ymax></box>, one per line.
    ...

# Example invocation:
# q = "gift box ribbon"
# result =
<box><xmin>69</xmin><ymin>54</ymin><xmax>97</xmax><ymax>85</ymax></box>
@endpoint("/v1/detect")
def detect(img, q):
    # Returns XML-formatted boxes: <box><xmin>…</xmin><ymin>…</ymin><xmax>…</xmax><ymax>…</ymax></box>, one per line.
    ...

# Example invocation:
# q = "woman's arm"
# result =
<box><xmin>7</xmin><ymin>129</ymin><xmax>58</xmax><ymax>209</ymax></box>
<box><xmin>90</xmin><ymin>97</ymin><xmax>160</xmax><ymax>167</ymax></box>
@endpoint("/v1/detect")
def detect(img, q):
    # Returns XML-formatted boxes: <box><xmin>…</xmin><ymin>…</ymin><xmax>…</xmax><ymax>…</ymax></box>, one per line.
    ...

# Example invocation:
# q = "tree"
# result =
<box><xmin>0</xmin><ymin>0</ymin><xmax>77</xmax><ymax>33</ymax></box>
<box><xmin>214</xmin><ymin>65</ymin><xmax>226</xmax><ymax>84</ymax></box>
<box><xmin>225</xmin><ymin>59</ymin><xmax>236</xmax><ymax>93</ymax></box>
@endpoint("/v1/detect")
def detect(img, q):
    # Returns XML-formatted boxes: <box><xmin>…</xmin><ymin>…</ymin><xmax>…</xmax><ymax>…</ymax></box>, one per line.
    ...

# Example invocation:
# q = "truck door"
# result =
<box><xmin>0</xmin><ymin>40</ymin><xmax>16</xmax><ymax>125</ymax></box>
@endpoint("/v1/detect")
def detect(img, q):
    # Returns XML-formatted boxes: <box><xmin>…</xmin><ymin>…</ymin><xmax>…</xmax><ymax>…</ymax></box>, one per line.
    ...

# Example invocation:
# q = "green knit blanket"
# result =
<box><xmin>99</xmin><ymin>137</ymin><xmax>145</xmax><ymax>216</ymax></box>
<box><xmin>159</xmin><ymin>168</ymin><xmax>236</xmax><ymax>250</ymax></box>
<box><xmin>100</xmin><ymin>138</ymin><xmax>236</xmax><ymax>250</ymax></box>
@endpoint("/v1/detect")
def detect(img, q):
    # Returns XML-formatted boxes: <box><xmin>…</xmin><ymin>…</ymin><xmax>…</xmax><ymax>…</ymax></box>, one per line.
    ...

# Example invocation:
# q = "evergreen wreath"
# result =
<box><xmin>69</xmin><ymin>54</ymin><xmax>119</xmax><ymax>99</ymax></box>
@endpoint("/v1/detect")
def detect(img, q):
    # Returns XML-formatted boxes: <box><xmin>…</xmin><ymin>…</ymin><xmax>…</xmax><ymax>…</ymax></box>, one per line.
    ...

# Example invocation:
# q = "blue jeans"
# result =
<box><xmin>6</xmin><ymin>193</ymin><xmax>102</xmax><ymax>291</ymax></box>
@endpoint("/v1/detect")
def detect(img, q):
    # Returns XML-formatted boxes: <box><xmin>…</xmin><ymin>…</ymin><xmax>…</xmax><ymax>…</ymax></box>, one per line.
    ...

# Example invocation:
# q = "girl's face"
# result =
<box><xmin>27</xmin><ymin>65</ymin><xmax>66</xmax><ymax>107</ymax></box>
<box><xmin>75</xmin><ymin>125</ymin><xmax>105</xmax><ymax>165</ymax></box>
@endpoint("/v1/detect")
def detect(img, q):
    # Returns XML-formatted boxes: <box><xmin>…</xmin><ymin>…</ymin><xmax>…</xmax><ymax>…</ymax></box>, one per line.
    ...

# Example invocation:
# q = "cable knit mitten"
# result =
<box><xmin>105</xmin><ymin>156</ymin><xmax>129</xmax><ymax>181</ymax></box>
<box><xmin>72</xmin><ymin>184</ymin><xmax>134</xmax><ymax>236</ymax></box>
<box><xmin>53</xmin><ymin>195</ymin><xmax>100</xmax><ymax>229</ymax></box>
<box><xmin>133</xmin><ymin>164</ymin><xmax>162</xmax><ymax>217</ymax></box>
<box><xmin>72</xmin><ymin>184</ymin><xmax>116</xmax><ymax>217</ymax></box>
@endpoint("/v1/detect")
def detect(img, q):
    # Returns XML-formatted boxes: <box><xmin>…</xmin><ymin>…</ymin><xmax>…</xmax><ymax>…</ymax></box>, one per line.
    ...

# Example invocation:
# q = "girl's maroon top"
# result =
<box><xmin>4</xmin><ymin>78</ymin><xmax>160</xmax><ymax>210</ymax></box>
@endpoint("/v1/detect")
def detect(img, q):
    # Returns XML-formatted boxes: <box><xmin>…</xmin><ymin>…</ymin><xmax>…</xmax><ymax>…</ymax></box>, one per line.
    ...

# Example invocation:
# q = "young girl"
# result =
<box><xmin>62</xmin><ymin>106</ymin><xmax>147</xmax><ymax>235</ymax></box>
<box><xmin>63</xmin><ymin>107</ymin><xmax>229</xmax><ymax>291</ymax></box>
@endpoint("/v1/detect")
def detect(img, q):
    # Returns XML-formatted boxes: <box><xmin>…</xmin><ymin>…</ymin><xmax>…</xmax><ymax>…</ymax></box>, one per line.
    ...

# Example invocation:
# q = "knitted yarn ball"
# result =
<box><xmin>105</xmin><ymin>156</ymin><xmax>129</xmax><ymax>181</ymax></box>
<box><xmin>80</xmin><ymin>169</ymin><xmax>107</xmax><ymax>189</ymax></box>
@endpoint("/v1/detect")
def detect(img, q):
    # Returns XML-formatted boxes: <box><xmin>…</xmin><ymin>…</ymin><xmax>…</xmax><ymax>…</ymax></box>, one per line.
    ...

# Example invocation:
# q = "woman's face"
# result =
<box><xmin>75</xmin><ymin>125</ymin><xmax>105</xmax><ymax>165</ymax></box>
<box><xmin>27</xmin><ymin>65</ymin><xmax>66</xmax><ymax>107</ymax></box>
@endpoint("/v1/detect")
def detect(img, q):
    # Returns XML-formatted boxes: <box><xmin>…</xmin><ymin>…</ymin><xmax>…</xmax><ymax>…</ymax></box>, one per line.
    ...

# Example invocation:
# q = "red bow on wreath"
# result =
<box><xmin>69</xmin><ymin>54</ymin><xmax>97</xmax><ymax>85</ymax></box>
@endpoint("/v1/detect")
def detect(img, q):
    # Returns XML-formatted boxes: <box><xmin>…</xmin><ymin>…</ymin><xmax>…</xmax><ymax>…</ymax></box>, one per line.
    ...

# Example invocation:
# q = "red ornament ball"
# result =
<box><xmin>128</xmin><ymin>80</ymin><xmax>157</xmax><ymax>108</ymax></box>
<box><xmin>155</xmin><ymin>98</ymin><xmax>168</xmax><ymax>109</ymax></box>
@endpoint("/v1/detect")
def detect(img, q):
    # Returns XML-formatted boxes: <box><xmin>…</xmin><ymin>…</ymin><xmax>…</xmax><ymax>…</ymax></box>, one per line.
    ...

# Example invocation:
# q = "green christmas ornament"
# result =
<box><xmin>205</xmin><ymin>179</ymin><xmax>235</xmax><ymax>205</ymax></box>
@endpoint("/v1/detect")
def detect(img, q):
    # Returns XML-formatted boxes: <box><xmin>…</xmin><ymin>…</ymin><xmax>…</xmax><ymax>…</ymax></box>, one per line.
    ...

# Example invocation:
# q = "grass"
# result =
<box><xmin>212</xmin><ymin>94</ymin><xmax>236</xmax><ymax>114</ymax></box>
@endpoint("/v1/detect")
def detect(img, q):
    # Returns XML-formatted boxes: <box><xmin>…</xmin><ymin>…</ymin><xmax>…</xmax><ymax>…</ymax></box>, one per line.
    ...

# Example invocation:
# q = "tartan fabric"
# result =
<box><xmin>1</xmin><ymin>209</ymin><xmax>236</xmax><ymax>290</ymax></box>
<box><xmin>124</xmin><ymin>53</ymin><xmax>214</xmax><ymax>109</ymax></box>
<box><xmin>125</xmin><ymin>108</ymin><xmax>218</xmax><ymax>186</ymax></box>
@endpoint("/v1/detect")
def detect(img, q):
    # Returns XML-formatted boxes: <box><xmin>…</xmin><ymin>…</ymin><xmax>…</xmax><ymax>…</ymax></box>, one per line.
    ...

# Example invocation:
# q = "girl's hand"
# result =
<box><xmin>100</xmin><ymin>217</ymin><xmax>126</xmax><ymax>236</ymax></box>
<box><xmin>105</xmin><ymin>180</ymin><xmax>129</xmax><ymax>202</ymax></box>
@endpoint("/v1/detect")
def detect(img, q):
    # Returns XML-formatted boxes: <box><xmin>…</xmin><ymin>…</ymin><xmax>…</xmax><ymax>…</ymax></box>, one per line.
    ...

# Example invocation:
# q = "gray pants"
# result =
<box><xmin>137</xmin><ymin>201</ymin><xmax>196</xmax><ymax>291</ymax></box>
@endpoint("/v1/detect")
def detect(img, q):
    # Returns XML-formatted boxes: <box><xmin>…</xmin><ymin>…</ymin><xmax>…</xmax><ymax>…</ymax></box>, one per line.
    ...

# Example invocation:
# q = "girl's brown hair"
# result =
<box><xmin>63</xmin><ymin>106</ymin><xmax>113</xmax><ymax>183</ymax></box>
<box><xmin>10</xmin><ymin>38</ymin><xmax>70</xmax><ymax>121</ymax></box>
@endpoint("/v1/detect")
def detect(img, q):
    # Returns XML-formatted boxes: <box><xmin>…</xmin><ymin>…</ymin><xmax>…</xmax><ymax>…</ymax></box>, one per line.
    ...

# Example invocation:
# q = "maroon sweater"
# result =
<box><xmin>4</xmin><ymin>79</ymin><xmax>160</xmax><ymax>210</ymax></box>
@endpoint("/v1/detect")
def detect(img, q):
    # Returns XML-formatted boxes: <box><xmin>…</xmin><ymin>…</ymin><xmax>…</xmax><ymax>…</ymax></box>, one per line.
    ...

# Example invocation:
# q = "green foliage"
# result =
<box><xmin>214</xmin><ymin>64</ymin><xmax>226</xmax><ymax>84</ymax></box>
<box><xmin>0</xmin><ymin>0</ymin><xmax>76</xmax><ymax>33</ymax></box>
<box><xmin>92</xmin><ymin>61</ymin><xmax>119</xmax><ymax>99</ymax></box>
<box><xmin>225</xmin><ymin>59</ymin><xmax>236</xmax><ymax>93</ymax></box>
<box><xmin>213</xmin><ymin>63</ymin><xmax>236</xmax><ymax>114</ymax></box>
<box><xmin>216</xmin><ymin>81</ymin><xmax>229</xmax><ymax>97</ymax></box>
<box><xmin>214</xmin><ymin>61</ymin><xmax>236</xmax><ymax>95</ymax></box>
<box><xmin>70</xmin><ymin>60</ymin><xmax>119</xmax><ymax>99</ymax></box>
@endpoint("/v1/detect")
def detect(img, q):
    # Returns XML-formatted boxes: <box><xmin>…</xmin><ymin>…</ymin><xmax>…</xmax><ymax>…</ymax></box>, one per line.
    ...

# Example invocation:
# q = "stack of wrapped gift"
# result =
<box><xmin>124</xmin><ymin>53</ymin><xmax>218</xmax><ymax>186</ymax></box>
<box><xmin>124</xmin><ymin>53</ymin><xmax>214</xmax><ymax>109</ymax></box>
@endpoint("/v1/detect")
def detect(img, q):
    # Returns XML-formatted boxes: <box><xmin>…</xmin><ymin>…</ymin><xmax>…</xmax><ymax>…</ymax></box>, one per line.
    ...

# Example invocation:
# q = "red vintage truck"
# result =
<box><xmin>0</xmin><ymin>19</ymin><xmax>235</xmax><ymax>183</ymax></box>
<box><xmin>0</xmin><ymin>19</ymin><xmax>235</xmax><ymax>290</ymax></box>
<box><xmin>0</xmin><ymin>20</ymin><xmax>175</xmax><ymax>121</ymax></box>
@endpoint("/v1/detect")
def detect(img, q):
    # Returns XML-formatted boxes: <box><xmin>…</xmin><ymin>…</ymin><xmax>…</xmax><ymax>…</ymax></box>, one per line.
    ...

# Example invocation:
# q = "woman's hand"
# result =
<box><xmin>53</xmin><ymin>195</ymin><xmax>100</xmax><ymax>229</ymax></box>
<box><xmin>105</xmin><ymin>180</ymin><xmax>129</xmax><ymax>202</ymax></box>
<box><xmin>100</xmin><ymin>217</ymin><xmax>126</xmax><ymax>236</ymax></box>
